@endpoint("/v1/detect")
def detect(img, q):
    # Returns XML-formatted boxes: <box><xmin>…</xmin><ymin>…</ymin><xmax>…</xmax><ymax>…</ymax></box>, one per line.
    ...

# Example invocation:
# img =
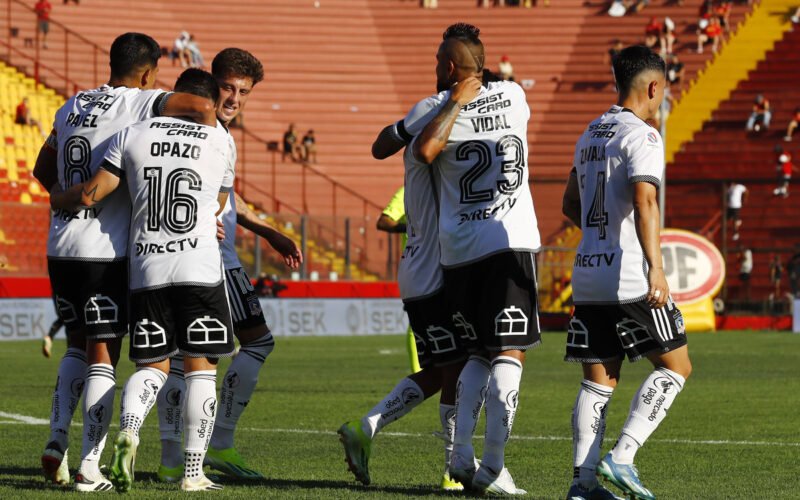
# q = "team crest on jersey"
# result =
<box><xmin>84</xmin><ymin>294</ymin><xmax>119</xmax><ymax>325</ymax></box>
<box><xmin>187</xmin><ymin>316</ymin><xmax>228</xmax><ymax>344</ymax></box>
<box><xmin>247</xmin><ymin>296</ymin><xmax>262</xmax><ymax>316</ymax></box>
<box><xmin>132</xmin><ymin>319</ymin><xmax>167</xmax><ymax>348</ymax></box>
<box><xmin>495</xmin><ymin>306</ymin><xmax>528</xmax><ymax>336</ymax></box>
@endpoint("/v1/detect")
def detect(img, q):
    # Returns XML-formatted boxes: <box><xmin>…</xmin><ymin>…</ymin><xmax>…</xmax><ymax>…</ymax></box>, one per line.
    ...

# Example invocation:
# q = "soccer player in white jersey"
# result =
<box><xmin>336</xmin><ymin>81</ymin><xmax>500</xmax><ymax>488</ymax></box>
<box><xmin>52</xmin><ymin>69</ymin><xmax>237</xmax><ymax>492</ymax></box>
<box><xmin>155</xmin><ymin>48</ymin><xmax>302</xmax><ymax>482</ymax></box>
<box><xmin>33</xmin><ymin>32</ymin><xmax>216</xmax><ymax>490</ymax></box>
<box><xmin>408</xmin><ymin>23</ymin><xmax>541</xmax><ymax>495</ymax></box>
<box><xmin>561</xmin><ymin>45</ymin><xmax>692</xmax><ymax>500</ymax></box>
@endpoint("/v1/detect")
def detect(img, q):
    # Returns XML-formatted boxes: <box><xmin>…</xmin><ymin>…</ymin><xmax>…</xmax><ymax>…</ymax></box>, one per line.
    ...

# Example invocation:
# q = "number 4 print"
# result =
<box><xmin>585</xmin><ymin>171</ymin><xmax>609</xmax><ymax>240</ymax></box>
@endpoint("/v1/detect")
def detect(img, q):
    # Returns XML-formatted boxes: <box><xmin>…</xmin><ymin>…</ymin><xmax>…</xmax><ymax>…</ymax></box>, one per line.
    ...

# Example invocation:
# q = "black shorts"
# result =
<box><xmin>726</xmin><ymin>207</ymin><xmax>740</xmax><ymax>221</ymax></box>
<box><xmin>47</xmin><ymin>258</ymin><xmax>128</xmax><ymax>340</ymax></box>
<box><xmin>404</xmin><ymin>290</ymin><xmax>468</xmax><ymax>369</ymax></box>
<box><xmin>565</xmin><ymin>299</ymin><xmax>688</xmax><ymax>364</ymax></box>
<box><xmin>443</xmin><ymin>251</ymin><xmax>541</xmax><ymax>353</ymax></box>
<box><xmin>129</xmin><ymin>283</ymin><xmax>235</xmax><ymax>364</ymax></box>
<box><xmin>224</xmin><ymin>267</ymin><xmax>269</xmax><ymax>333</ymax></box>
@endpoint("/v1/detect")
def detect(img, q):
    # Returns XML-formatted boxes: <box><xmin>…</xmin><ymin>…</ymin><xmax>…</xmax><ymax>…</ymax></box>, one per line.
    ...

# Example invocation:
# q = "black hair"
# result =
<box><xmin>481</xmin><ymin>68</ymin><xmax>503</xmax><ymax>85</ymax></box>
<box><xmin>173</xmin><ymin>68</ymin><xmax>220</xmax><ymax>103</ymax></box>
<box><xmin>212</xmin><ymin>48</ymin><xmax>264</xmax><ymax>85</ymax></box>
<box><xmin>612</xmin><ymin>45</ymin><xmax>665</xmax><ymax>96</ymax></box>
<box><xmin>442</xmin><ymin>23</ymin><xmax>484</xmax><ymax>72</ymax></box>
<box><xmin>109</xmin><ymin>33</ymin><xmax>161</xmax><ymax>78</ymax></box>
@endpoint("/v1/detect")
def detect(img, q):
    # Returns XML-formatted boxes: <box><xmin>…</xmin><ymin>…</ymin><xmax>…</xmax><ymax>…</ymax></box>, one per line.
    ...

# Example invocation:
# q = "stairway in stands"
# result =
<box><xmin>666</xmin><ymin>27</ymin><xmax>800</xmax><ymax>303</ymax></box>
<box><xmin>4</xmin><ymin>0</ymin><xmax>743</xmax><ymax>242</ymax></box>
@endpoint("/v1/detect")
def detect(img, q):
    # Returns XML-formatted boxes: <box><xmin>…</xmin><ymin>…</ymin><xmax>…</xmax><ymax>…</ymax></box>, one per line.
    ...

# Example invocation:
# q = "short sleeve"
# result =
<box><xmin>43</xmin><ymin>129</ymin><xmax>58</xmax><ymax>153</ymax></box>
<box><xmin>391</xmin><ymin>92</ymin><xmax>449</xmax><ymax>143</ymax></box>
<box><xmin>131</xmin><ymin>89</ymin><xmax>170</xmax><ymax>121</ymax></box>
<box><xmin>381</xmin><ymin>187</ymin><xmax>406</xmax><ymax>222</ymax></box>
<box><xmin>220</xmin><ymin>135</ymin><xmax>236</xmax><ymax>193</ymax></box>
<box><xmin>101</xmin><ymin>128</ymin><xmax>128</xmax><ymax>177</ymax></box>
<box><xmin>626</xmin><ymin>126</ymin><xmax>664</xmax><ymax>187</ymax></box>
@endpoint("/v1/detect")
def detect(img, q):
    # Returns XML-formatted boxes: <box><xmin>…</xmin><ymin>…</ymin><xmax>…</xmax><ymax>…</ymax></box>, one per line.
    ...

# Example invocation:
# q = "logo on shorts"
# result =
<box><xmin>202</xmin><ymin>397</ymin><xmax>216</xmax><ymax>418</ymax></box>
<box><xmin>452</xmin><ymin>312</ymin><xmax>477</xmax><ymax>341</ymax></box>
<box><xmin>495</xmin><ymin>306</ymin><xmax>528</xmax><ymax>336</ymax></box>
<box><xmin>616</xmin><ymin>319</ymin><xmax>651</xmax><ymax>349</ymax></box>
<box><xmin>55</xmin><ymin>297</ymin><xmax>77</xmax><ymax>323</ymax></box>
<box><xmin>84</xmin><ymin>294</ymin><xmax>119</xmax><ymax>325</ymax></box>
<box><xmin>88</xmin><ymin>403</ymin><xmax>105</xmax><ymax>424</ymax></box>
<box><xmin>166</xmin><ymin>387</ymin><xmax>182</xmax><ymax>406</ymax></box>
<box><xmin>506</xmin><ymin>390</ymin><xmax>519</xmax><ymax>409</ymax></box>
<box><xmin>187</xmin><ymin>316</ymin><xmax>228</xmax><ymax>344</ymax></box>
<box><xmin>71</xmin><ymin>378</ymin><xmax>85</xmax><ymax>397</ymax></box>
<box><xmin>132</xmin><ymin>319</ymin><xmax>167</xmax><ymax>349</ymax></box>
<box><xmin>427</xmin><ymin>326</ymin><xmax>458</xmax><ymax>354</ymax></box>
<box><xmin>673</xmin><ymin>311</ymin><xmax>686</xmax><ymax>335</ymax></box>
<box><xmin>566</xmin><ymin>318</ymin><xmax>590</xmax><ymax>348</ymax></box>
<box><xmin>225</xmin><ymin>372</ymin><xmax>240</xmax><ymax>388</ymax></box>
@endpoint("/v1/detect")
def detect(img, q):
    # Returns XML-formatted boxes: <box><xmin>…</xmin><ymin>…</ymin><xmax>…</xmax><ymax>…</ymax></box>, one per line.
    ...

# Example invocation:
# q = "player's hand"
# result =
<box><xmin>268</xmin><ymin>232</ymin><xmax>303</xmax><ymax>269</ymax></box>
<box><xmin>647</xmin><ymin>266</ymin><xmax>669</xmax><ymax>308</ymax></box>
<box><xmin>216</xmin><ymin>220</ymin><xmax>225</xmax><ymax>242</ymax></box>
<box><xmin>450</xmin><ymin>77</ymin><xmax>482</xmax><ymax>106</ymax></box>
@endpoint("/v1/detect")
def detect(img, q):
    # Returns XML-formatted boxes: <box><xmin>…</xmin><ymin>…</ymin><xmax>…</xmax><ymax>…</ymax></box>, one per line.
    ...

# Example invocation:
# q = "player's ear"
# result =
<box><xmin>140</xmin><ymin>67</ymin><xmax>153</xmax><ymax>88</ymax></box>
<box><xmin>648</xmin><ymin>80</ymin><xmax>658</xmax><ymax>99</ymax></box>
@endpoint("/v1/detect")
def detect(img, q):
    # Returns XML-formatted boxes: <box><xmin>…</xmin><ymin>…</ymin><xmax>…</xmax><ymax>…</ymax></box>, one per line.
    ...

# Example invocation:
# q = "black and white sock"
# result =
<box><xmin>439</xmin><ymin>403</ymin><xmax>456</xmax><ymax>473</ymax></box>
<box><xmin>452</xmin><ymin>355</ymin><xmax>491</xmax><ymax>463</ymax></box>
<box><xmin>156</xmin><ymin>355</ymin><xmax>185</xmax><ymax>468</ymax></box>
<box><xmin>481</xmin><ymin>355</ymin><xmax>523</xmax><ymax>473</ymax></box>
<box><xmin>612</xmin><ymin>367</ymin><xmax>685</xmax><ymax>464</ymax></box>
<box><xmin>571</xmin><ymin>379</ymin><xmax>613</xmax><ymax>489</ymax></box>
<box><xmin>361</xmin><ymin>377</ymin><xmax>424</xmax><ymax>439</ymax></box>
<box><xmin>119</xmin><ymin>367</ymin><xmax>166</xmax><ymax>439</ymax></box>
<box><xmin>78</xmin><ymin>363</ymin><xmax>116</xmax><ymax>476</ymax></box>
<box><xmin>48</xmin><ymin>347</ymin><xmax>86</xmax><ymax>451</ymax></box>
<box><xmin>183</xmin><ymin>370</ymin><xmax>217</xmax><ymax>480</ymax></box>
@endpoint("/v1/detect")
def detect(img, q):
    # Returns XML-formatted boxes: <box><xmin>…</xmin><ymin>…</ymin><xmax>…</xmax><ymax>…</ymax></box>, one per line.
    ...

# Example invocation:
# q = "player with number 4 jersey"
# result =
<box><xmin>562</xmin><ymin>45</ymin><xmax>692</xmax><ymax>500</ymax></box>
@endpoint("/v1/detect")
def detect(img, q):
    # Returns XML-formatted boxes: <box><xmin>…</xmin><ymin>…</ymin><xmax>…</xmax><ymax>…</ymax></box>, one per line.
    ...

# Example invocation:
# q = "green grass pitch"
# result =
<box><xmin>0</xmin><ymin>330</ymin><xmax>798</xmax><ymax>499</ymax></box>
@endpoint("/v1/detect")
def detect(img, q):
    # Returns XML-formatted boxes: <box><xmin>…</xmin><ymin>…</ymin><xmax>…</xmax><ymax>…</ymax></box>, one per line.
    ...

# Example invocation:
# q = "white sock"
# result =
<box><xmin>361</xmin><ymin>377</ymin><xmax>424</xmax><ymax>439</ymax></box>
<box><xmin>481</xmin><ymin>356</ymin><xmax>523</xmax><ymax>473</ymax></box>
<box><xmin>572</xmin><ymin>379</ymin><xmax>613</xmax><ymax>489</ymax></box>
<box><xmin>452</xmin><ymin>356</ymin><xmax>491</xmax><ymax>462</ymax></box>
<box><xmin>157</xmin><ymin>356</ymin><xmax>185</xmax><ymax>468</ymax></box>
<box><xmin>210</xmin><ymin>333</ymin><xmax>273</xmax><ymax>450</ymax></box>
<box><xmin>440</xmin><ymin>403</ymin><xmax>456</xmax><ymax>473</ymax></box>
<box><xmin>612</xmin><ymin>368</ymin><xmax>685</xmax><ymax>464</ymax></box>
<box><xmin>183</xmin><ymin>370</ymin><xmax>217</xmax><ymax>479</ymax></box>
<box><xmin>78</xmin><ymin>363</ymin><xmax>116</xmax><ymax>475</ymax></box>
<box><xmin>49</xmin><ymin>347</ymin><xmax>86</xmax><ymax>451</ymax></box>
<box><xmin>119</xmin><ymin>367</ymin><xmax>166</xmax><ymax>439</ymax></box>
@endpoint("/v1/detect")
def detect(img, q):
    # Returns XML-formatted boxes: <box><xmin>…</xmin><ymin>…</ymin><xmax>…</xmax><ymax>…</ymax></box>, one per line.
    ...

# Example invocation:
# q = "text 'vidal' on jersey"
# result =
<box><xmin>434</xmin><ymin>80</ymin><xmax>540</xmax><ymax>267</ymax></box>
<box><xmin>214</xmin><ymin>121</ymin><xmax>241</xmax><ymax>270</ymax></box>
<box><xmin>101</xmin><ymin>116</ymin><xmax>235</xmax><ymax>291</ymax></box>
<box><xmin>571</xmin><ymin>105</ymin><xmax>665</xmax><ymax>304</ymax></box>
<box><xmin>46</xmin><ymin>85</ymin><xmax>171</xmax><ymax>261</ymax></box>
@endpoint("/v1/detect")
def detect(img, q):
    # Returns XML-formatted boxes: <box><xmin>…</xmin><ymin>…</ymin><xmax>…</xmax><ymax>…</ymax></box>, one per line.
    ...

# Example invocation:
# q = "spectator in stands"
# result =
<box><xmin>15</xmin><ymin>97</ymin><xmax>45</xmax><ymax>137</ymax></box>
<box><xmin>661</xmin><ymin>17</ymin><xmax>677</xmax><ymax>55</ymax></box>
<box><xmin>624</xmin><ymin>0</ymin><xmax>649</xmax><ymax>14</ymax></box>
<box><xmin>715</xmin><ymin>0</ymin><xmax>732</xmax><ymax>33</ymax></box>
<box><xmin>498</xmin><ymin>54</ymin><xmax>515</xmax><ymax>81</ymax></box>
<box><xmin>773</xmin><ymin>145</ymin><xmax>796</xmax><ymax>198</ymax></box>
<box><xmin>604</xmin><ymin>40</ymin><xmax>624</xmax><ymax>68</ymax></box>
<box><xmin>787</xmin><ymin>250</ymin><xmax>800</xmax><ymax>297</ymax></box>
<box><xmin>727</xmin><ymin>182</ymin><xmax>747</xmax><ymax>241</ymax></box>
<box><xmin>667</xmin><ymin>53</ymin><xmax>685</xmax><ymax>90</ymax></box>
<box><xmin>422</xmin><ymin>0</ymin><xmax>438</xmax><ymax>8</ymax></box>
<box><xmin>784</xmin><ymin>106</ymin><xmax>800</xmax><ymax>141</ymax></box>
<box><xmin>302</xmin><ymin>129</ymin><xmax>317</xmax><ymax>163</ymax></box>
<box><xmin>698</xmin><ymin>0</ymin><xmax>714</xmax><ymax>30</ymax></box>
<box><xmin>479</xmin><ymin>0</ymin><xmax>505</xmax><ymax>6</ymax></box>
<box><xmin>187</xmin><ymin>34</ymin><xmax>205</xmax><ymax>68</ymax></box>
<box><xmin>34</xmin><ymin>0</ymin><xmax>52</xmax><ymax>49</ymax></box>
<box><xmin>770</xmin><ymin>254</ymin><xmax>783</xmax><ymax>299</ymax></box>
<box><xmin>739</xmin><ymin>248</ymin><xmax>752</xmax><ymax>302</ymax></box>
<box><xmin>607</xmin><ymin>0</ymin><xmax>626</xmax><ymax>17</ymax></box>
<box><xmin>170</xmin><ymin>31</ymin><xmax>191</xmax><ymax>68</ymax></box>
<box><xmin>745</xmin><ymin>94</ymin><xmax>771</xmax><ymax>132</ymax></box>
<box><xmin>283</xmin><ymin>123</ymin><xmax>303</xmax><ymax>162</ymax></box>
<box><xmin>696</xmin><ymin>15</ymin><xmax>722</xmax><ymax>54</ymax></box>
<box><xmin>792</xmin><ymin>6</ymin><xmax>799</xmax><ymax>23</ymax></box>
<box><xmin>644</xmin><ymin>17</ymin><xmax>662</xmax><ymax>50</ymax></box>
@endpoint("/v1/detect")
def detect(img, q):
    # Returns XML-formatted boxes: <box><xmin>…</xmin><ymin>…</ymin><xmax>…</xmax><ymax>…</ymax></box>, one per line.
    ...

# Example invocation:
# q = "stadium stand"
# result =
<box><xmin>666</xmin><ymin>23</ymin><xmax>800</xmax><ymax>304</ymax></box>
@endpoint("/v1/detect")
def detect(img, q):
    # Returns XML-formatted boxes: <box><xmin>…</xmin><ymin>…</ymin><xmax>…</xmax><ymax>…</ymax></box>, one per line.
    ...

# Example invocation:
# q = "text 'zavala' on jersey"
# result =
<box><xmin>46</xmin><ymin>85</ymin><xmax>171</xmax><ymax>261</ymax></box>
<box><xmin>404</xmin><ymin>81</ymin><xmax>541</xmax><ymax>268</ymax></box>
<box><xmin>101</xmin><ymin>116</ymin><xmax>235</xmax><ymax>291</ymax></box>
<box><xmin>571</xmin><ymin>105</ymin><xmax>664</xmax><ymax>304</ymax></box>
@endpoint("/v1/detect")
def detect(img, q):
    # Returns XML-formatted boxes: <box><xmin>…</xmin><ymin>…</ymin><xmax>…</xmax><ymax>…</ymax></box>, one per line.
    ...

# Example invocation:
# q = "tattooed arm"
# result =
<box><xmin>412</xmin><ymin>76</ymin><xmax>482</xmax><ymax>165</ymax></box>
<box><xmin>50</xmin><ymin>166</ymin><xmax>121</xmax><ymax>211</ymax></box>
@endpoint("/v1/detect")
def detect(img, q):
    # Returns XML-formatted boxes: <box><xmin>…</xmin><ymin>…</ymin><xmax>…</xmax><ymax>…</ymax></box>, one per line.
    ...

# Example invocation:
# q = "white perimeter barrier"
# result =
<box><xmin>0</xmin><ymin>297</ymin><xmax>409</xmax><ymax>341</ymax></box>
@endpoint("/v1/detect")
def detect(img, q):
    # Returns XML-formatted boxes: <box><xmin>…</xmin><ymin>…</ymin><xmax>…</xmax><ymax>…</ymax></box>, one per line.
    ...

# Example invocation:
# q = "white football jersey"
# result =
<box><xmin>426</xmin><ymin>81</ymin><xmax>541</xmax><ymax>267</ymax></box>
<box><xmin>46</xmin><ymin>85</ymin><xmax>171</xmax><ymax>261</ymax></box>
<box><xmin>571</xmin><ymin>105</ymin><xmax>665</xmax><ymax>304</ymax></box>
<box><xmin>102</xmin><ymin>116</ymin><xmax>235</xmax><ymax>291</ymax></box>
<box><xmin>215</xmin><ymin>121</ymin><xmax>241</xmax><ymax>269</ymax></box>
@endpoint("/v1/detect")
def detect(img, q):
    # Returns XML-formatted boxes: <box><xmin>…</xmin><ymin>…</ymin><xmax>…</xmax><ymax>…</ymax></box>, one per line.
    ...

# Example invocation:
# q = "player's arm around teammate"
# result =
<box><xmin>233</xmin><ymin>191</ymin><xmax>302</xmax><ymax>270</ymax></box>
